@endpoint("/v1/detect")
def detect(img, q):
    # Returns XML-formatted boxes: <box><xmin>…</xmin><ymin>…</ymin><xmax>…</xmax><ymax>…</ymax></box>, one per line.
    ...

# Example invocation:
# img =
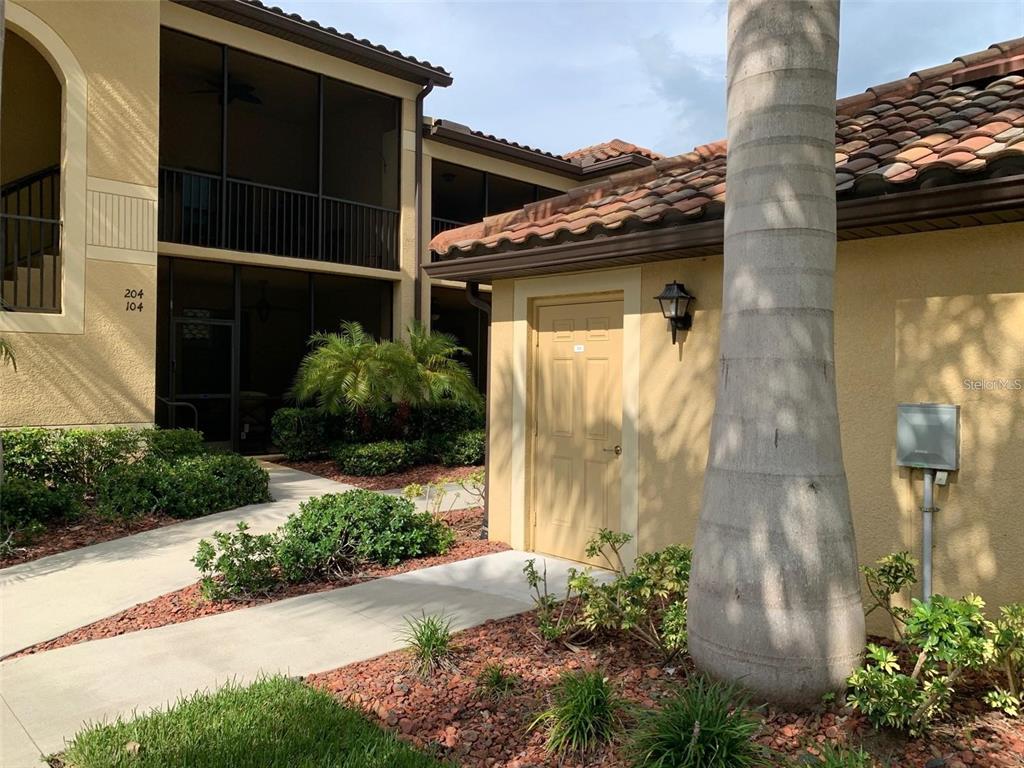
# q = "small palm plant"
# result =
<box><xmin>402</xmin><ymin>321</ymin><xmax>481</xmax><ymax>408</ymax></box>
<box><xmin>290</xmin><ymin>321</ymin><xmax>481</xmax><ymax>426</ymax></box>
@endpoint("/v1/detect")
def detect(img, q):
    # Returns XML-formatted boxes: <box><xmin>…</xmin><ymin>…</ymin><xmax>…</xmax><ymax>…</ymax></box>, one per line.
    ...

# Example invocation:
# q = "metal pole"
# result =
<box><xmin>922</xmin><ymin>468</ymin><xmax>936</xmax><ymax>602</ymax></box>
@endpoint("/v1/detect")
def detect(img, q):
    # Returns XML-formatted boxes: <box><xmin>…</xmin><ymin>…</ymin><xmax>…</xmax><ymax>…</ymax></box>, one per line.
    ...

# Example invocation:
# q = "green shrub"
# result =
<box><xmin>143</xmin><ymin>429</ymin><xmax>206</xmax><ymax>462</ymax></box>
<box><xmin>0</xmin><ymin>427</ymin><xmax>204</xmax><ymax>488</ymax></box>
<box><xmin>407</xmin><ymin>400</ymin><xmax>484</xmax><ymax>438</ymax></box>
<box><xmin>1</xmin><ymin>427</ymin><xmax>146</xmax><ymax>487</ymax></box>
<box><xmin>627</xmin><ymin>677</ymin><xmax>764</xmax><ymax>768</ymax></box>
<box><xmin>401</xmin><ymin>612</ymin><xmax>456</xmax><ymax>677</ymax></box>
<box><xmin>0</xmin><ymin>476</ymin><xmax>83</xmax><ymax>542</ymax></box>
<box><xmin>275</xmin><ymin>490</ymin><xmax>454</xmax><ymax>582</ymax></box>
<box><xmin>94</xmin><ymin>460</ymin><xmax>167</xmax><ymax>517</ymax></box>
<box><xmin>271</xmin><ymin>408</ymin><xmax>333</xmax><ymax>460</ymax></box>
<box><xmin>331</xmin><ymin>439</ymin><xmax>422</xmax><ymax>476</ymax></box>
<box><xmin>160</xmin><ymin>454</ymin><xmax>271</xmax><ymax>519</ymax></box>
<box><xmin>525</xmin><ymin>529</ymin><xmax>692</xmax><ymax>661</ymax></box>
<box><xmin>193</xmin><ymin>521</ymin><xmax>279</xmax><ymax>600</ymax></box>
<box><xmin>990</xmin><ymin>603</ymin><xmax>1024</xmax><ymax>705</ymax></box>
<box><xmin>530</xmin><ymin>670</ymin><xmax>625</xmax><ymax>755</ymax></box>
<box><xmin>861</xmin><ymin>551</ymin><xmax>917</xmax><ymax>639</ymax></box>
<box><xmin>436</xmin><ymin>428</ymin><xmax>485</xmax><ymax>467</ymax></box>
<box><xmin>847</xmin><ymin>594</ymin><xmax>996</xmax><ymax>734</ymax></box>
<box><xmin>96</xmin><ymin>455</ymin><xmax>270</xmax><ymax>520</ymax></box>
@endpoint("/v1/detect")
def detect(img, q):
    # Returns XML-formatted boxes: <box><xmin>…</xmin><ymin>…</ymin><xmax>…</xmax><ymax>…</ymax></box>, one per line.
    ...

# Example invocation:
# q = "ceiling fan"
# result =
<box><xmin>190</xmin><ymin>77</ymin><xmax>262</xmax><ymax>105</ymax></box>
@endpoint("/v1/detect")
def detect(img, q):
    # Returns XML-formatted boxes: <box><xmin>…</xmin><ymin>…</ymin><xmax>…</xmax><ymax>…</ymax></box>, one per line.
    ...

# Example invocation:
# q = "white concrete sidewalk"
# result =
<box><xmin>0</xmin><ymin>464</ymin><xmax>479</xmax><ymax>658</ymax></box>
<box><xmin>0</xmin><ymin>465</ymin><xmax>347</xmax><ymax>657</ymax></box>
<box><xmin>0</xmin><ymin>550</ymin><xmax>585</xmax><ymax>766</ymax></box>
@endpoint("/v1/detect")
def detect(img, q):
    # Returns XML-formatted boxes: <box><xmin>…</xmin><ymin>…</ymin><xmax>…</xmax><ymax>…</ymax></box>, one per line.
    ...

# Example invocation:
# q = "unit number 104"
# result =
<box><xmin>125</xmin><ymin>288</ymin><xmax>144</xmax><ymax>312</ymax></box>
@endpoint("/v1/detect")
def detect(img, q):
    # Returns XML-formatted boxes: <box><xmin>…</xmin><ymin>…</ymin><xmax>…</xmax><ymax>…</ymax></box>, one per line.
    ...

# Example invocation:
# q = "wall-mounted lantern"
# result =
<box><xmin>654</xmin><ymin>281</ymin><xmax>695</xmax><ymax>344</ymax></box>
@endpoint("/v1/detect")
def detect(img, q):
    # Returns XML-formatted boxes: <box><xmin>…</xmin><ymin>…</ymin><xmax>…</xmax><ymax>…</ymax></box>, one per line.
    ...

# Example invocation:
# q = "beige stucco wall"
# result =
<box><xmin>23</xmin><ymin>0</ymin><xmax>159</xmax><ymax>187</ymax></box>
<box><xmin>1</xmin><ymin>1</ymin><xmax>159</xmax><ymax>427</ymax></box>
<box><xmin>1</xmin><ymin>259</ymin><xmax>156</xmax><ymax>427</ymax></box>
<box><xmin>487</xmin><ymin>221</ymin><xmax>1024</xmax><ymax>625</ymax></box>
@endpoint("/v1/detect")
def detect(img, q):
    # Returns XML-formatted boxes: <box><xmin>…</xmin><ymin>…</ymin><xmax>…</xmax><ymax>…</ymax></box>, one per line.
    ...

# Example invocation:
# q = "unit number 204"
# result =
<box><xmin>125</xmin><ymin>288</ymin><xmax>144</xmax><ymax>312</ymax></box>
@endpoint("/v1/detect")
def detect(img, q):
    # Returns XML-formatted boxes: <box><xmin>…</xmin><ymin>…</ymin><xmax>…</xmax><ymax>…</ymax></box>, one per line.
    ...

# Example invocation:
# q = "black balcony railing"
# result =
<box><xmin>431</xmin><ymin>217</ymin><xmax>468</xmax><ymax>240</ymax></box>
<box><xmin>1</xmin><ymin>166</ymin><xmax>61</xmax><ymax>313</ymax></box>
<box><xmin>158</xmin><ymin>167</ymin><xmax>399</xmax><ymax>270</ymax></box>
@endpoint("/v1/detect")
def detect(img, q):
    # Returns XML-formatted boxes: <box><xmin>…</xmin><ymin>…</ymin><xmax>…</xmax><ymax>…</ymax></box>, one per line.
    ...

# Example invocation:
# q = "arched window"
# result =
<box><xmin>1</xmin><ymin>29</ymin><xmax>62</xmax><ymax>312</ymax></box>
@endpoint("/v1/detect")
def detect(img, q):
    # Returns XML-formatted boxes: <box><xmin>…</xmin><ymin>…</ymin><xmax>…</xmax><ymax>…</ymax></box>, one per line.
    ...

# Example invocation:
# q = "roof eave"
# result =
<box><xmin>423</xmin><ymin>174</ymin><xmax>1024</xmax><ymax>282</ymax></box>
<box><xmin>175</xmin><ymin>0</ymin><xmax>453</xmax><ymax>87</ymax></box>
<box><xmin>424</xmin><ymin>124</ymin><xmax>581</xmax><ymax>178</ymax></box>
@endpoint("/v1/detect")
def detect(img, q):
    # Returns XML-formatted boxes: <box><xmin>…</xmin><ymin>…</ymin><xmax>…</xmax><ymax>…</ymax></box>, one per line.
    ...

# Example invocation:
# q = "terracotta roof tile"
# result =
<box><xmin>563</xmin><ymin>139</ymin><xmax>665</xmax><ymax>165</ymax></box>
<box><xmin>431</xmin><ymin>39</ymin><xmax>1024</xmax><ymax>258</ymax></box>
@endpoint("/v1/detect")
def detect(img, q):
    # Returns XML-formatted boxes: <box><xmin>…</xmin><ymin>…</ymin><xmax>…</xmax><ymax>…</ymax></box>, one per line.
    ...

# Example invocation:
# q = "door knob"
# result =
<box><xmin>603</xmin><ymin>445</ymin><xmax>622</xmax><ymax>456</ymax></box>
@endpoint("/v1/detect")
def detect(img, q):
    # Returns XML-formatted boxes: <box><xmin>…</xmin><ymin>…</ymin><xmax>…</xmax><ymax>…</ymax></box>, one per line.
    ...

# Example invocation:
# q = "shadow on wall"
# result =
<box><xmin>893</xmin><ymin>289</ymin><xmax>1024</xmax><ymax>607</ymax></box>
<box><xmin>638</xmin><ymin>258</ymin><xmax>721</xmax><ymax>553</ymax></box>
<box><xmin>0</xmin><ymin>261</ymin><xmax>155</xmax><ymax>427</ymax></box>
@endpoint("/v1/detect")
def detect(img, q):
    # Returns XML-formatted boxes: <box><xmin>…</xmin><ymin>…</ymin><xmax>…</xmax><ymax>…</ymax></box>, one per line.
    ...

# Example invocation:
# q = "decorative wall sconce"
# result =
<box><xmin>654</xmin><ymin>281</ymin><xmax>695</xmax><ymax>344</ymax></box>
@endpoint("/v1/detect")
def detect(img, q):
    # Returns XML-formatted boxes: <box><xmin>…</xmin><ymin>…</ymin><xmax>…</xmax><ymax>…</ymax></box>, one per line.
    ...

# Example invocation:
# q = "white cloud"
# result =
<box><xmin>285</xmin><ymin>0</ymin><xmax>1022</xmax><ymax>158</ymax></box>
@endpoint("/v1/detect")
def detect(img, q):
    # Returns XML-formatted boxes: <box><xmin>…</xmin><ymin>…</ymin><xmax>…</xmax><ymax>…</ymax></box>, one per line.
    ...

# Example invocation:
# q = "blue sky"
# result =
<box><xmin>283</xmin><ymin>0</ymin><xmax>1024</xmax><ymax>157</ymax></box>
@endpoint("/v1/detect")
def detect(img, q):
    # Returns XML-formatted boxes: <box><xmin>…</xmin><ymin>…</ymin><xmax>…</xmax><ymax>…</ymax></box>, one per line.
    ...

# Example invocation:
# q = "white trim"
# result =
<box><xmin>86</xmin><ymin>244</ymin><xmax>157</xmax><ymax>266</ymax></box>
<box><xmin>511</xmin><ymin>267</ymin><xmax>641</xmax><ymax>565</ymax></box>
<box><xmin>158</xmin><ymin>241</ymin><xmax>405</xmax><ymax>281</ymax></box>
<box><xmin>87</xmin><ymin>176</ymin><xmax>158</xmax><ymax>201</ymax></box>
<box><xmin>1</xmin><ymin>3</ymin><xmax>88</xmax><ymax>335</ymax></box>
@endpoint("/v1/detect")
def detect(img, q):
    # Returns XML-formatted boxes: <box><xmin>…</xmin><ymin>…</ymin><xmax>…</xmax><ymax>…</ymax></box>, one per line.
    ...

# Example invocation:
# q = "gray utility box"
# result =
<box><xmin>896</xmin><ymin>403</ymin><xmax>960</xmax><ymax>470</ymax></box>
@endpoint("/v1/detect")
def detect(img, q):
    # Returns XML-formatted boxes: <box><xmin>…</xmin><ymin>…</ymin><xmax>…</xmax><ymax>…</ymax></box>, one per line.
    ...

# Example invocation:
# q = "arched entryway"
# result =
<box><xmin>1</xmin><ymin>27</ymin><xmax>62</xmax><ymax>312</ymax></box>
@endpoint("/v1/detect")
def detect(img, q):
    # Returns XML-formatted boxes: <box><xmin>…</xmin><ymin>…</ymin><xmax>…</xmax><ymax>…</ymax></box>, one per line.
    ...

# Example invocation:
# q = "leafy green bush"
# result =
<box><xmin>847</xmin><ymin>594</ymin><xmax>997</xmax><ymax>734</ymax></box>
<box><xmin>401</xmin><ymin>612</ymin><xmax>456</xmax><ymax>677</ymax></box>
<box><xmin>275</xmin><ymin>489</ymin><xmax>454</xmax><ymax>582</ymax></box>
<box><xmin>990</xmin><ymin>603</ymin><xmax>1024</xmax><ymax>707</ymax></box>
<box><xmin>271</xmin><ymin>408</ymin><xmax>333</xmax><ymax>460</ymax></box>
<box><xmin>530</xmin><ymin>670</ymin><xmax>625</xmax><ymax>756</ymax></box>
<box><xmin>143</xmin><ymin>429</ymin><xmax>206</xmax><ymax>462</ymax></box>
<box><xmin>161</xmin><ymin>454</ymin><xmax>271</xmax><ymax>519</ymax></box>
<box><xmin>1</xmin><ymin>427</ymin><xmax>204</xmax><ymax>487</ymax></box>
<box><xmin>525</xmin><ymin>529</ymin><xmax>692</xmax><ymax>662</ymax></box>
<box><xmin>331</xmin><ymin>439</ymin><xmax>423</xmax><ymax>476</ymax></box>
<box><xmin>1</xmin><ymin>427</ymin><xmax>143</xmax><ymax>487</ymax></box>
<box><xmin>94</xmin><ymin>460</ymin><xmax>167</xmax><ymax>517</ymax></box>
<box><xmin>861</xmin><ymin>551</ymin><xmax>917</xmax><ymax>639</ymax></box>
<box><xmin>96</xmin><ymin>455</ymin><xmax>270</xmax><ymax>519</ymax></box>
<box><xmin>407</xmin><ymin>400</ymin><xmax>484</xmax><ymax>438</ymax></box>
<box><xmin>627</xmin><ymin>677</ymin><xmax>764</xmax><ymax>768</ymax></box>
<box><xmin>1</xmin><ymin>476</ymin><xmax>83</xmax><ymax>543</ymax></box>
<box><xmin>436</xmin><ymin>428</ymin><xmax>485</xmax><ymax>467</ymax></box>
<box><xmin>193</xmin><ymin>521</ymin><xmax>279</xmax><ymax>600</ymax></box>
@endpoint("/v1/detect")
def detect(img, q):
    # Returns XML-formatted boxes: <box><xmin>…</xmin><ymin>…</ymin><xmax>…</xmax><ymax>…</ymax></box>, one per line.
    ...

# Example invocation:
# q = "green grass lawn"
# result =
<box><xmin>56</xmin><ymin>677</ymin><xmax>447</xmax><ymax>768</ymax></box>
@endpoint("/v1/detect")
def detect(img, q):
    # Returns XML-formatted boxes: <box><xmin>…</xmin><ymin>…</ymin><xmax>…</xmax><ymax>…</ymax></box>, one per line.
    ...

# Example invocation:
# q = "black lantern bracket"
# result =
<box><xmin>654</xmin><ymin>281</ymin><xmax>695</xmax><ymax>344</ymax></box>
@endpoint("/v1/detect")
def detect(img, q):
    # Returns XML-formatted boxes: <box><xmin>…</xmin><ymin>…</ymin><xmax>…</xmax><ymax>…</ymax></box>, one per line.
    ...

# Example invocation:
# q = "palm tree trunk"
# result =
<box><xmin>687</xmin><ymin>0</ymin><xmax>864</xmax><ymax>705</ymax></box>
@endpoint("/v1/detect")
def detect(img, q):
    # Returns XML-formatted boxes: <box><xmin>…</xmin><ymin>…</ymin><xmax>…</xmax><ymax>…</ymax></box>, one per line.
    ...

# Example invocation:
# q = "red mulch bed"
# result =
<box><xmin>1</xmin><ymin>512</ymin><xmax>178</xmax><ymax>569</ymax></box>
<box><xmin>279</xmin><ymin>459</ymin><xmax>481</xmax><ymax>491</ymax></box>
<box><xmin>309</xmin><ymin>613</ymin><xmax>1024</xmax><ymax>768</ymax></box>
<box><xmin>7</xmin><ymin>508</ymin><xmax>507</xmax><ymax>660</ymax></box>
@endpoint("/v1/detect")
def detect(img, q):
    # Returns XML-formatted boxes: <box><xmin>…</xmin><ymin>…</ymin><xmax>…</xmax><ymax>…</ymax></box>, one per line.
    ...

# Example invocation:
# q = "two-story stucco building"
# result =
<box><xmin>0</xmin><ymin>0</ymin><xmax>658</xmax><ymax>451</ymax></box>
